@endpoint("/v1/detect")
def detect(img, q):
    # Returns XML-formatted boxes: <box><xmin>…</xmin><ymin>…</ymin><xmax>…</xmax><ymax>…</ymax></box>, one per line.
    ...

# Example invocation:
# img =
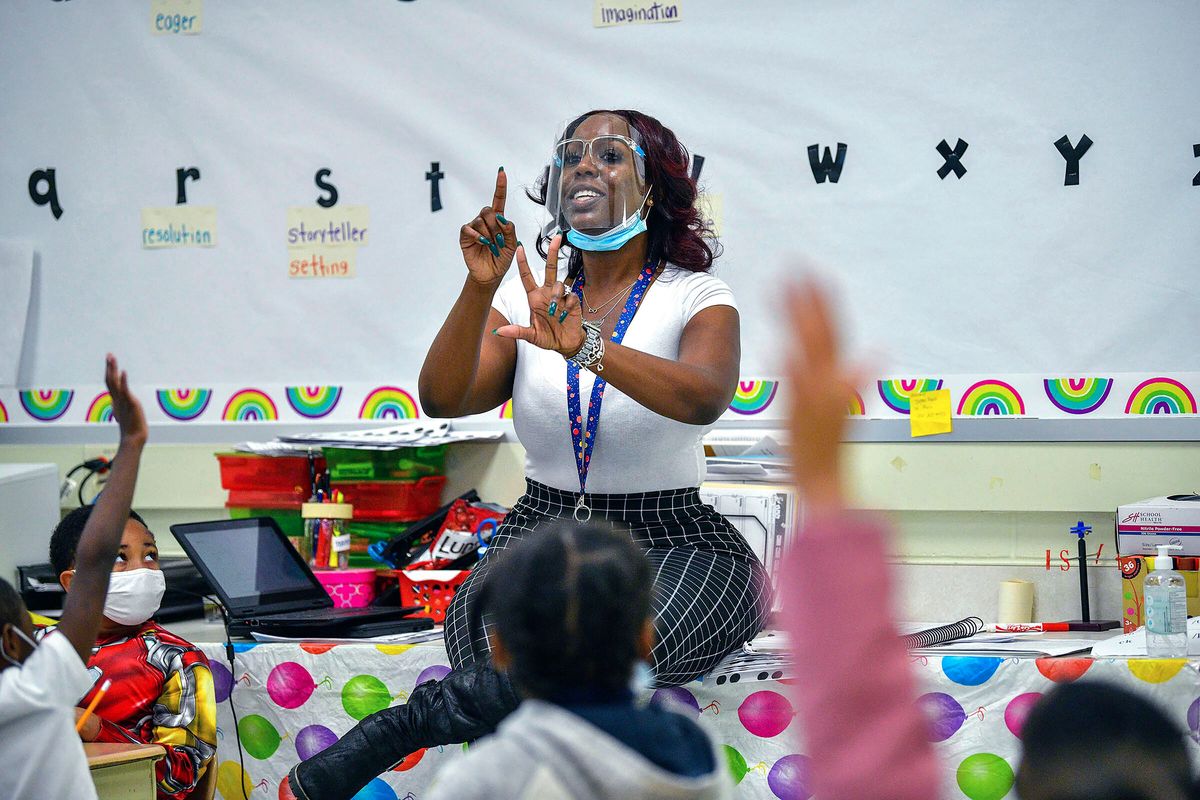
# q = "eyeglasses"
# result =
<box><xmin>554</xmin><ymin>135</ymin><xmax>646</xmax><ymax>169</ymax></box>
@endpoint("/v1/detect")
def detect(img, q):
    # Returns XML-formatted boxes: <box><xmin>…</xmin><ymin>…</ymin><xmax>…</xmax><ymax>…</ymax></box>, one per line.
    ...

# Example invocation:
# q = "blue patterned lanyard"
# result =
<box><xmin>567</xmin><ymin>259</ymin><xmax>658</xmax><ymax>521</ymax></box>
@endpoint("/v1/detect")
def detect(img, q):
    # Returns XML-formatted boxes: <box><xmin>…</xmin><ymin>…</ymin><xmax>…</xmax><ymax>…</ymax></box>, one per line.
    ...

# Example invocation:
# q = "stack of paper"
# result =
<box><xmin>704</xmin><ymin>434</ymin><xmax>793</xmax><ymax>483</ymax></box>
<box><xmin>236</xmin><ymin>421</ymin><xmax>504</xmax><ymax>454</ymax></box>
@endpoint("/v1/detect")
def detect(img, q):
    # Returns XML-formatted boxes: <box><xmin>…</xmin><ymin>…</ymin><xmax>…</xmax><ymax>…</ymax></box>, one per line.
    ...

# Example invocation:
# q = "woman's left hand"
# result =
<box><xmin>494</xmin><ymin>235</ymin><xmax>586</xmax><ymax>358</ymax></box>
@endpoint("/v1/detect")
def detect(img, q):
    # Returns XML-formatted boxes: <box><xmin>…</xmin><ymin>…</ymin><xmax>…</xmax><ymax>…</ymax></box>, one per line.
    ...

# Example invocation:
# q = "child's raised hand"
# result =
<box><xmin>104</xmin><ymin>354</ymin><xmax>147</xmax><ymax>446</ymax></box>
<box><xmin>782</xmin><ymin>279</ymin><xmax>868</xmax><ymax>514</ymax></box>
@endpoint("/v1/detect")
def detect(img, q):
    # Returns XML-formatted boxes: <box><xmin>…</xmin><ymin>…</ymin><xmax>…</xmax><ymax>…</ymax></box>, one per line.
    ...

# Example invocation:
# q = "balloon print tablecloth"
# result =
<box><xmin>198</xmin><ymin>641</ymin><xmax>1200</xmax><ymax>800</ymax></box>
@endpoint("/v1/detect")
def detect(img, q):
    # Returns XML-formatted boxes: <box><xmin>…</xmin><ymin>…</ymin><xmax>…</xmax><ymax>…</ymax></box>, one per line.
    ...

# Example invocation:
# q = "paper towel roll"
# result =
<box><xmin>998</xmin><ymin>579</ymin><xmax>1034</xmax><ymax>623</ymax></box>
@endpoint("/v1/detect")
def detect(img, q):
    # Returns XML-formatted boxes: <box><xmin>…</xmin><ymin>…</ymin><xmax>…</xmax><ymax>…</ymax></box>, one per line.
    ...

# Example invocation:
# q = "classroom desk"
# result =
<box><xmin>173</xmin><ymin>621</ymin><xmax>1200</xmax><ymax>800</ymax></box>
<box><xmin>86</xmin><ymin>742</ymin><xmax>166</xmax><ymax>800</ymax></box>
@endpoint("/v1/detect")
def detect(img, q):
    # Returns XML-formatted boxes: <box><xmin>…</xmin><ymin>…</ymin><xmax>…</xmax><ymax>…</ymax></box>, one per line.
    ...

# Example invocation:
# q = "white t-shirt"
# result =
<box><xmin>0</xmin><ymin>629</ymin><xmax>98</xmax><ymax>800</ymax></box>
<box><xmin>493</xmin><ymin>264</ymin><xmax>737</xmax><ymax>494</ymax></box>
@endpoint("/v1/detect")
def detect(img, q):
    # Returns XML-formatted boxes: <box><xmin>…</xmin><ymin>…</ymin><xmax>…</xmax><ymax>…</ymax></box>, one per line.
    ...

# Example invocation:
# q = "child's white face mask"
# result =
<box><xmin>103</xmin><ymin>568</ymin><xmax>166</xmax><ymax>626</ymax></box>
<box><xmin>1</xmin><ymin>625</ymin><xmax>37</xmax><ymax>667</ymax></box>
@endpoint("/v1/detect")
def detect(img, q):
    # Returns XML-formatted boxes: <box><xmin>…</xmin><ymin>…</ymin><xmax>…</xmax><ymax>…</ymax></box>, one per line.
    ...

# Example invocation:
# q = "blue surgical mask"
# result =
<box><xmin>565</xmin><ymin>187</ymin><xmax>652</xmax><ymax>252</ymax></box>
<box><xmin>631</xmin><ymin>660</ymin><xmax>656</xmax><ymax>692</ymax></box>
<box><xmin>1</xmin><ymin>625</ymin><xmax>38</xmax><ymax>667</ymax></box>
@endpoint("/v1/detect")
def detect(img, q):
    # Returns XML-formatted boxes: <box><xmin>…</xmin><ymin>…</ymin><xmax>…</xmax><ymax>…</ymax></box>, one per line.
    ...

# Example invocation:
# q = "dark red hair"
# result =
<box><xmin>526</xmin><ymin>109</ymin><xmax>721</xmax><ymax>279</ymax></box>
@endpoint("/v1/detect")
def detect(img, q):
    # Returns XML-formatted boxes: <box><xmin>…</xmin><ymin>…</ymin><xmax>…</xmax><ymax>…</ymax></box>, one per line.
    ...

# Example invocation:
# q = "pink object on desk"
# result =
<box><xmin>315</xmin><ymin>568</ymin><xmax>377</xmax><ymax>608</ymax></box>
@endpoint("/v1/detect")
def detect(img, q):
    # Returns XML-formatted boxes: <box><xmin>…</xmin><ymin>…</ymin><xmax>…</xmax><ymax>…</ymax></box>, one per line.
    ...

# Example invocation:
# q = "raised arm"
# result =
<box><xmin>418</xmin><ymin>168</ymin><xmax>520</xmax><ymax>418</ymax></box>
<box><xmin>56</xmin><ymin>355</ymin><xmax>147</xmax><ymax>663</ymax></box>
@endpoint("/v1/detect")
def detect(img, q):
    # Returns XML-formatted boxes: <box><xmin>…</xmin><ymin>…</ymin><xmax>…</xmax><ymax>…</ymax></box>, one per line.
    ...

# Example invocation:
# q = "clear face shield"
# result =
<box><xmin>543</xmin><ymin>114</ymin><xmax>651</xmax><ymax>241</ymax></box>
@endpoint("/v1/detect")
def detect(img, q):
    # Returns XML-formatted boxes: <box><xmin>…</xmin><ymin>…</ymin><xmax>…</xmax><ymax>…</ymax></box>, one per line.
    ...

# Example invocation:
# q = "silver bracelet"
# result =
<box><xmin>566</xmin><ymin>321</ymin><xmax>605</xmax><ymax>372</ymax></box>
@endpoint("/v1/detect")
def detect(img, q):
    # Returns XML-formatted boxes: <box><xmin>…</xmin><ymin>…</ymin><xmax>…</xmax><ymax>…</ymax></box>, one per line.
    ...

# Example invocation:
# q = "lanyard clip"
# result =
<box><xmin>573</xmin><ymin>494</ymin><xmax>592</xmax><ymax>523</ymax></box>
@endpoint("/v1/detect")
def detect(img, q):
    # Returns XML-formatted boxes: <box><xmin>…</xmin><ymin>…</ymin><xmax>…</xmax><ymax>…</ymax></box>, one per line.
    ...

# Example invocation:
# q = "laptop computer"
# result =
<box><xmin>170</xmin><ymin>517</ymin><xmax>433</xmax><ymax>638</ymax></box>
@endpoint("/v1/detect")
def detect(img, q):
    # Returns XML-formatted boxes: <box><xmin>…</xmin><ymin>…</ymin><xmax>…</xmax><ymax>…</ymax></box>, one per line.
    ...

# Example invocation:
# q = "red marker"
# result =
<box><xmin>985</xmin><ymin>622</ymin><xmax>1070</xmax><ymax>633</ymax></box>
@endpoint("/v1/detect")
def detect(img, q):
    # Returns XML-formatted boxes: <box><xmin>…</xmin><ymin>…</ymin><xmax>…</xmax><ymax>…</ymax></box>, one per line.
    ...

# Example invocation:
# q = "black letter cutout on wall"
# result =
<box><xmin>690</xmin><ymin>154</ymin><xmax>705</xmax><ymax>182</ymax></box>
<box><xmin>315</xmin><ymin>169</ymin><xmax>339</xmax><ymax>208</ymax></box>
<box><xmin>936</xmin><ymin>139</ymin><xmax>968</xmax><ymax>179</ymax></box>
<box><xmin>807</xmin><ymin>144</ymin><xmax>847</xmax><ymax>183</ymax></box>
<box><xmin>176</xmin><ymin>167</ymin><xmax>200</xmax><ymax>204</ymax></box>
<box><xmin>28</xmin><ymin>168</ymin><xmax>63</xmax><ymax>219</ymax></box>
<box><xmin>1193</xmin><ymin>144</ymin><xmax>1199</xmax><ymax>187</ymax></box>
<box><xmin>1054</xmin><ymin>135</ymin><xmax>1093</xmax><ymax>186</ymax></box>
<box><xmin>426</xmin><ymin>162</ymin><xmax>444</xmax><ymax>212</ymax></box>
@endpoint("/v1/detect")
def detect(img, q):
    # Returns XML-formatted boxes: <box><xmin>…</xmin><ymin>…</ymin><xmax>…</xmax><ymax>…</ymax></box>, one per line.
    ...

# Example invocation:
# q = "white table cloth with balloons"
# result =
<box><xmin>197</xmin><ymin>638</ymin><xmax>1200</xmax><ymax>800</ymax></box>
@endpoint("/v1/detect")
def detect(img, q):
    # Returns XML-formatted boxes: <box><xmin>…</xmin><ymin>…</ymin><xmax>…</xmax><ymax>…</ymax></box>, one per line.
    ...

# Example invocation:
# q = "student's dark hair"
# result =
<box><xmin>479</xmin><ymin>519</ymin><xmax>653</xmax><ymax>699</ymax></box>
<box><xmin>50</xmin><ymin>505</ymin><xmax>149</xmax><ymax>576</ymax></box>
<box><xmin>1016</xmin><ymin>681</ymin><xmax>1199</xmax><ymax>800</ymax></box>
<box><xmin>0</xmin><ymin>578</ymin><xmax>25</xmax><ymax>630</ymax></box>
<box><xmin>526</xmin><ymin>108</ymin><xmax>721</xmax><ymax>283</ymax></box>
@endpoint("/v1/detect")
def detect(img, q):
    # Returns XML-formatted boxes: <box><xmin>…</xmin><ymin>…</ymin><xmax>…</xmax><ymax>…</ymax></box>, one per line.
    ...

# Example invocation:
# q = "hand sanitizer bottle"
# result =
<box><xmin>1145</xmin><ymin>544</ymin><xmax>1187</xmax><ymax>657</ymax></box>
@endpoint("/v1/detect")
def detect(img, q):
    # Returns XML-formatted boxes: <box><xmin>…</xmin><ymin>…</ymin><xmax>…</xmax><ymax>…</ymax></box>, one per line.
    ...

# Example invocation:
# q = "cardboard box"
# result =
<box><xmin>1116</xmin><ymin>495</ymin><xmax>1200</xmax><ymax>557</ymax></box>
<box><xmin>1116</xmin><ymin>554</ymin><xmax>1200</xmax><ymax>633</ymax></box>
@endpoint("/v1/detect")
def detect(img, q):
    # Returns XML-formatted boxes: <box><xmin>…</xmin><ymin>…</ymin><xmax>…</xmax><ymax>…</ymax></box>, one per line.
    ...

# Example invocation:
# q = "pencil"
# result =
<box><xmin>76</xmin><ymin>679</ymin><xmax>111</xmax><ymax>733</ymax></box>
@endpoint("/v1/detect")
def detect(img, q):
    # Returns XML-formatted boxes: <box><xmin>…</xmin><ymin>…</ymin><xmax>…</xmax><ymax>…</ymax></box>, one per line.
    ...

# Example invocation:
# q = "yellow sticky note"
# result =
<box><xmin>141</xmin><ymin>206</ymin><xmax>217</xmax><ymax>248</ymax></box>
<box><xmin>910</xmin><ymin>389</ymin><xmax>953</xmax><ymax>437</ymax></box>
<box><xmin>697</xmin><ymin>192</ymin><xmax>723</xmax><ymax>238</ymax></box>
<box><xmin>151</xmin><ymin>0</ymin><xmax>203</xmax><ymax>35</ymax></box>
<box><xmin>288</xmin><ymin>246</ymin><xmax>356</xmax><ymax>279</ymax></box>
<box><xmin>594</xmin><ymin>0</ymin><xmax>682</xmax><ymax>27</ymax></box>
<box><xmin>287</xmin><ymin>206</ymin><xmax>370</xmax><ymax>248</ymax></box>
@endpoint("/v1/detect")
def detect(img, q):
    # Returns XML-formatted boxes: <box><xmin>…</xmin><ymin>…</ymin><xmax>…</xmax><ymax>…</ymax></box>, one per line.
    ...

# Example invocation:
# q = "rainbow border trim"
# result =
<box><xmin>1124</xmin><ymin>378</ymin><xmax>1197</xmax><ymax>415</ymax></box>
<box><xmin>85</xmin><ymin>392</ymin><xmax>114</xmax><ymax>423</ymax></box>
<box><xmin>1043</xmin><ymin>378</ymin><xmax>1112</xmax><ymax>415</ymax></box>
<box><xmin>847</xmin><ymin>390</ymin><xmax>865</xmax><ymax>416</ymax></box>
<box><xmin>957</xmin><ymin>380</ymin><xmax>1026</xmax><ymax>416</ymax></box>
<box><xmin>729</xmin><ymin>380</ymin><xmax>778</xmax><ymax>415</ymax></box>
<box><xmin>877</xmin><ymin>379</ymin><xmax>943</xmax><ymax>415</ymax></box>
<box><xmin>499</xmin><ymin>400</ymin><xmax>513</xmax><ymax>420</ymax></box>
<box><xmin>286</xmin><ymin>386</ymin><xmax>342</xmax><ymax>418</ymax></box>
<box><xmin>0</xmin><ymin>399</ymin><xmax>8</xmax><ymax>423</ymax></box>
<box><xmin>359</xmin><ymin>387</ymin><xmax>419</xmax><ymax>420</ymax></box>
<box><xmin>19</xmin><ymin>390</ymin><xmax>74</xmax><ymax>422</ymax></box>
<box><xmin>157</xmin><ymin>389</ymin><xmax>212</xmax><ymax>421</ymax></box>
<box><xmin>222</xmin><ymin>389</ymin><xmax>279</xmax><ymax>421</ymax></box>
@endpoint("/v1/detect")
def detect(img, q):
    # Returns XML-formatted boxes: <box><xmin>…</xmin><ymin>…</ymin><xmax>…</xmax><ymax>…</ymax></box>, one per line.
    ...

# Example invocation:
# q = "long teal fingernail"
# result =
<box><xmin>498</xmin><ymin>166</ymin><xmax>505</xmax><ymax>173</ymax></box>
<box><xmin>558</xmin><ymin>309</ymin><xmax>569</xmax><ymax>323</ymax></box>
<box><xmin>496</xmin><ymin>233</ymin><xmax>506</xmax><ymax>249</ymax></box>
<box><xmin>548</xmin><ymin>301</ymin><xmax>558</xmax><ymax>316</ymax></box>
<box><xmin>497</xmin><ymin>214</ymin><xmax>509</xmax><ymax>225</ymax></box>
<box><xmin>517</xmin><ymin>240</ymin><xmax>523</xmax><ymax>248</ymax></box>
<box><xmin>491</xmin><ymin>328</ymin><xmax>498</xmax><ymax>335</ymax></box>
<box><xmin>488</xmin><ymin>243</ymin><xmax>501</xmax><ymax>257</ymax></box>
<box><xmin>478</xmin><ymin>236</ymin><xmax>491</xmax><ymax>246</ymax></box>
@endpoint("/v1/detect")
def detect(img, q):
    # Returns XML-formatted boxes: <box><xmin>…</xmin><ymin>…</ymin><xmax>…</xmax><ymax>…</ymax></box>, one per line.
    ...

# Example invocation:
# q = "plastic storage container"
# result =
<box><xmin>228</xmin><ymin>507</ymin><xmax>305</xmax><ymax>541</ymax></box>
<box><xmin>393</xmin><ymin>569</ymin><xmax>469</xmax><ymax>624</ymax></box>
<box><xmin>225</xmin><ymin>487</ymin><xmax>309</xmax><ymax>509</ymax></box>
<box><xmin>315</xmin><ymin>568</ymin><xmax>377</xmax><ymax>608</ymax></box>
<box><xmin>323</xmin><ymin>446</ymin><xmax>447</xmax><ymax>482</ymax></box>
<box><xmin>216</xmin><ymin>453</ymin><xmax>324</xmax><ymax>491</ymax></box>
<box><xmin>331</xmin><ymin>476</ymin><xmax>447</xmax><ymax>522</ymax></box>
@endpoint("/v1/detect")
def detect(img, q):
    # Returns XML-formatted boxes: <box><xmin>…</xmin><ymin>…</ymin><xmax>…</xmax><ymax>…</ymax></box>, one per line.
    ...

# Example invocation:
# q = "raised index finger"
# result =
<box><xmin>491</xmin><ymin>167</ymin><xmax>507</xmax><ymax>215</ymax></box>
<box><xmin>544</xmin><ymin>233</ymin><xmax>562</xmax><ymax>287</ymax></box>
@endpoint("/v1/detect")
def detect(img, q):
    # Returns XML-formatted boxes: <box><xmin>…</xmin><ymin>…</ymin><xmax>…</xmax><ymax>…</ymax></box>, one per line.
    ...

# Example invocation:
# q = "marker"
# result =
<box><xmin>76</xmin><ymin>679</ymin><xmax>112</xmax><ymax>733</ymax></box>
<box><xmin>985</xmin><ymin>622</ymin><xmax>1070</xmax><ymax>633</ymax></box>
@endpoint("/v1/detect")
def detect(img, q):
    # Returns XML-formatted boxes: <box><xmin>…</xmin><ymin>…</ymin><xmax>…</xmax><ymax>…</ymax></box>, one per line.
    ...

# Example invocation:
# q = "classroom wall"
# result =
<box><xmin>5</xmin><ymin>439</ymin><xmax>1195</xmax><ymax>621</ymax></box>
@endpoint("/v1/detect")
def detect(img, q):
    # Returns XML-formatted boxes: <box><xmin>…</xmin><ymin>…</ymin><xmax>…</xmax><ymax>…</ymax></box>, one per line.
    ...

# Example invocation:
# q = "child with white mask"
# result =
<box><xmin>47</xmin><ymin>500</ymin><xmax>217</xmax><ymax>799</ymax></box>
<box><xmin>0</xmin><ymin>355</ymin><xmax>147</xmax><ymax>800</ymax></box>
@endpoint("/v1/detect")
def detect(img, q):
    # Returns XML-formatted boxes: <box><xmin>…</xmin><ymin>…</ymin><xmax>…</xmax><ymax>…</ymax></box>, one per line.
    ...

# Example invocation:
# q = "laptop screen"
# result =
<box><xmin>171</xmin><ymin>518</ymin><xmax>330</xmax><ymax>614</ymax></box>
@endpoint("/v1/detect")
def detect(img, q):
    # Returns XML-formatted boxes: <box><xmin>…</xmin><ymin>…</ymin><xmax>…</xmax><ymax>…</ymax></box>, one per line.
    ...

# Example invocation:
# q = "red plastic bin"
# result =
<box><xmin>393</xmin><ymin>569</ymin><xmax>469</xmax><ymax>624</ymax></box>
<box><xmin>216</xmin><ymin>453</ymin><xmax>325</xmax><ymax>492</ymax></box>
<box><xmin>331</xmin><ymin>476</ymin><xmax>447</xmax><ymax>522</ymax></box>
<box><xmin>225</xmin><ymin>487</ymin><xmax>308</xmax><ymax>509</ymax></box>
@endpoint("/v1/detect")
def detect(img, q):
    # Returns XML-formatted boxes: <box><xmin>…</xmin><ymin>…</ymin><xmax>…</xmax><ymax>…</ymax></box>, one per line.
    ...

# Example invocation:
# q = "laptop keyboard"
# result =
<box><xmin>264</xmin><ymin>607</ymin><xmax>397</xmax><ymax>622</ymax></box>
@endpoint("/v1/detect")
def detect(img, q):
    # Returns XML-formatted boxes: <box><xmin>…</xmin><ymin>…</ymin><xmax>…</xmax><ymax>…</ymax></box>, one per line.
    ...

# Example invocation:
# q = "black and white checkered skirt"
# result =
<box><xmin>444</xmin><ymin>479</ymin><xmax>772</xmax><ymax>686</ymax></box>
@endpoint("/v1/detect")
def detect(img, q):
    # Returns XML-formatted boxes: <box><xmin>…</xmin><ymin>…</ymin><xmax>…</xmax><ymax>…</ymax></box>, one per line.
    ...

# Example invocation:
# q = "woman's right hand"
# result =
<box><xmin>459</xmin><ymin>167</ymin><xmax>518</xmax><ymax>288</ymax></box>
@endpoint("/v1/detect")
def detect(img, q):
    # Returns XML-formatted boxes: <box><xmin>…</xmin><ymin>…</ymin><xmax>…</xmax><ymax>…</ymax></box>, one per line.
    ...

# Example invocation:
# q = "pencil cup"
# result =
<box><xmin>302</xmin><ymin>502</ymin><xmax>354</xmax><ymax>570</ymax></box>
